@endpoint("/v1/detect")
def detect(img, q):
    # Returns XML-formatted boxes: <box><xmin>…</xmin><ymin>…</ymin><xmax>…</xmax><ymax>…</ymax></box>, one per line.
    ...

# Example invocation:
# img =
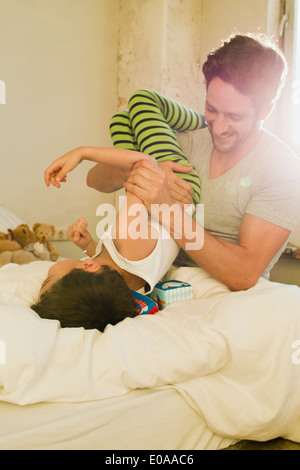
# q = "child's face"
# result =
<box><xmin>39</xmin><ymin>259</ymin><xmax>84</xmax><ymax>297</ymax></box>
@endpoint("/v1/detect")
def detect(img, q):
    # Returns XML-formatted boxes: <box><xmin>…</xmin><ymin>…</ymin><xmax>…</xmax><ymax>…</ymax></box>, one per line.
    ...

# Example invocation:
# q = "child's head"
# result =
<box><xmin>31</xmin><ymin>262</ymin><xmax>138</xmax><ymax>331</ymax></box>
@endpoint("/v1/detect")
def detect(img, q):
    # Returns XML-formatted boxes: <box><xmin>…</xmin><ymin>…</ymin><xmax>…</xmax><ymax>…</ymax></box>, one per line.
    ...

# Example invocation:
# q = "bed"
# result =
<box><xmin>1</xmin><ymin>206</ymin><xmax>300</xmax><ymax>450</ymax></box>
<box><xmin>1</xmin><ymin>260</ymin><xmax>300</xmax><ymax>450</ymax></box>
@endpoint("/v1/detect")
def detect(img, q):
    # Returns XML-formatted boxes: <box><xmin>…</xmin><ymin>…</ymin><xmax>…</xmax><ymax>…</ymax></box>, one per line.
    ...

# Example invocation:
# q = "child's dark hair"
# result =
<box><xmin>31</xmin><ymin>265</ymin><xmax>138</xmax><ymax>331</ymax></box>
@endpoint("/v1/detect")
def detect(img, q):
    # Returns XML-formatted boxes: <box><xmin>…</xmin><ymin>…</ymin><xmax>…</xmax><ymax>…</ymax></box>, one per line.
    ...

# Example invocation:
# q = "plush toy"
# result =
<box><xmin>148</xmin><ymin>280</ymin><xmax>194</xmax><ymax>310</ymax></box>
<box><xmin>10</xmin><ymin>224</ymin><xmax>37</xmax><ymax>246</ymax></box>
<box><xmin>0</xmin><ymin>229</ymin><xmax>21</xmax><ymax>252</ymax></box>
<box><xmin>0</xmin><ymin>224</ymin><xmax>51</xmax><ymax>267</ymax></box>
<box><xmin>33</xmin><ymin>223</ymin><xmax>59</xmax><ymax>262</ymax></box>
<box><xmin>132</xmin><ymin>290</ymin><xmax>159</xmax><ymax>315</ymax></box>
<box><xmin>0</xmin><ymin>224</ymin><xmax>36</xmax><ymax>254</ymax></box>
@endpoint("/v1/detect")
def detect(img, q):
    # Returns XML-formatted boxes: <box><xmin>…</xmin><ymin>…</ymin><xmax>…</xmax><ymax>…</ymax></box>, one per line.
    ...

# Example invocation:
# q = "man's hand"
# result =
<box><xmin>124</xmin><ymin>159</ymin><xmax>174</xmax><ymax>211</ymax></box>
<box><xmin>158</xmin><ymin>161</ymin><xmax>194</xmax><ymax>206</ymax></box>
<box><xmin>124</xmin><ymin>159</ymin><xmax>194</xmax><ymax>210</ymax></box>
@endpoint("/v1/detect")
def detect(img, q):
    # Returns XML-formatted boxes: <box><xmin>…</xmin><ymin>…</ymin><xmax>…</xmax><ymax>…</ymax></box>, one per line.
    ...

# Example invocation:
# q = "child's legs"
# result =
<box><xmin>110</xmin><ymin>111</ymin><xmax>138</xmax><ymax>151</ymax></box>
<box><xmin>128</xmin><ymin>92</ymin><xmax>184</xmax><ymax>157</ymax></box>
<box><xmin>127</xmin><ymin>90</ymin><xmax>203</xmax><ymax>204</ymax></box>
<box><xmin>109</xmin><ymin>111</ymin><xmax>160</xmax><ymax>260</ymax></box>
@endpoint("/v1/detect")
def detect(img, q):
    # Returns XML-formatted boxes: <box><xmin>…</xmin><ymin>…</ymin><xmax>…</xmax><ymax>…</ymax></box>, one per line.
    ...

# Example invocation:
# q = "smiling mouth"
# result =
<box><xmin>214</xmin><ymin>133</ymin><xmax>235</xmax><ymax>142</ymax></box>
<box><xmin>213</xmin><ymin>134</ymin><xmax>238</xmax><ymax>149</ymax></box>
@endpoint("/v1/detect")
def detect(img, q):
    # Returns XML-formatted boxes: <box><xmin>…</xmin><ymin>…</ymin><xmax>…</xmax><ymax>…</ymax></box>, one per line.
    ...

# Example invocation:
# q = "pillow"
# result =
<box><xmin>0</xmin><ymin>203</ymin><xmax>25</xmax><ymax>233</ymax></box>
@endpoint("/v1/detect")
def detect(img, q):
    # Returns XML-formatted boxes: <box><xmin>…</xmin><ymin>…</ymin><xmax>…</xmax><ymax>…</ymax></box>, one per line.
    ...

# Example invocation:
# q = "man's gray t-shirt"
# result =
<box><xmin>175</xmin><ymin>127</ymin><xmax>300</xmax><ymax>277</ymax></box>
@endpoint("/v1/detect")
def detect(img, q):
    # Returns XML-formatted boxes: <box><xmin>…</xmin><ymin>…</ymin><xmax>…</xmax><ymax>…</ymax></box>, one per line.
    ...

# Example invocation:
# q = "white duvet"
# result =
<box><xmin>0</xmin><ymin>261</ymin><xmax>300</xmax><ymax>443</ymax></box>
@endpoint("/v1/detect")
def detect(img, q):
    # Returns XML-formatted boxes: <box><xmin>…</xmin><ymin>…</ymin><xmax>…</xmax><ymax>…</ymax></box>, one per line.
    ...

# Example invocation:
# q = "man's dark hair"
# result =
<box><xmin>31</xmin><ymin>265</ymin><xmax>138</xmax><ymax>332</ymax></box>
<box><xmin>202</xmin><ymin>33</ymin><xmax>288</xmax><ymax>114</ymax></box>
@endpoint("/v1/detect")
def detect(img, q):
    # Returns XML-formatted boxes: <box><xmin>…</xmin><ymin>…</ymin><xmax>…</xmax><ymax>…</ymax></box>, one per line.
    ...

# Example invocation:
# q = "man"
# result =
<box><xmin>87</xmin><ymin>34</ymin><xmax>300</xmax><ymax>291</ymax></box>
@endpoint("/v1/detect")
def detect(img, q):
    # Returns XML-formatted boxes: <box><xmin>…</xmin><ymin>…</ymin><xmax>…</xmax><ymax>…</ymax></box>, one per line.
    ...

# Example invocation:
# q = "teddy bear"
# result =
<box><xmin>33</xmin><ymin>223</ymin><xmax>59</xmax><ymax>262</ymax></box>
<box><xmin>0</xmin><ymin>229</ymin><xmax>21</xmax><ymax>252</ymax></box>
<box><xmin>0</xmin><ymin>224</ymin><xmax>36</xmax><ymax>253</ymax></box>
<box><xmin>0</xmin><ymin>223</ymin><xmax>51</xmax><ymax>267</ymax></box>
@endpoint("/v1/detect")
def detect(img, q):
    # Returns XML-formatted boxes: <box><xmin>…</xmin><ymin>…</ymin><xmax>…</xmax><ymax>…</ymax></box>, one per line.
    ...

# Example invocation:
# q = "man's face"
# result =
<box><xmin>205</xmin><ymin>77</ymin><xmax>261</xmax><ymax>155</ymax></box>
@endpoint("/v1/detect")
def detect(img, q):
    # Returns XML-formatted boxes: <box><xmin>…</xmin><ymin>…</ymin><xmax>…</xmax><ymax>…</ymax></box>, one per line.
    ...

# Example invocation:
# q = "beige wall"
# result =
<box><xmin>117</xmin><ymin>0</ymin><xmax>203</xmax><ymax>110</ymax></box>
<box><xmin>0</xmin><ymin>0</ymin><xmax>119</xmax><ymax>257</ymax></box>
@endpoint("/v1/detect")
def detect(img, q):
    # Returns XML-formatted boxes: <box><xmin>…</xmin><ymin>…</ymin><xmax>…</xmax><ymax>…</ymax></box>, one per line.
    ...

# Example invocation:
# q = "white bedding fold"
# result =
<box><xmin>0</xmin><ymin>303</ymin><xmax>229</xmax><ymax>404</ymax></box>
<box><xmin>167</xmin><ymin>283</ymin><xmax>300</xmax><ymax>442</ymax></box>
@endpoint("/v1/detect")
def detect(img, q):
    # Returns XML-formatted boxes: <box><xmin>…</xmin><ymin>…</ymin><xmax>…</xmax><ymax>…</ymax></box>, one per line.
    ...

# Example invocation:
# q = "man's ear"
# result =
<box><xmin>82</xmin><ymin>258</ymin><xmax>101</xmax><ymax>273</ymax></box>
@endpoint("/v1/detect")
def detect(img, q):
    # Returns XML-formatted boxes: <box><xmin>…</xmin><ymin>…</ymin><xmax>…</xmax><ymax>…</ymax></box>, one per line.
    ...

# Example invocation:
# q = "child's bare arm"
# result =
<box><xmin>44</xmin><ymin>146</ymin><xmax>156</xmax><ymax>188</ymax></box>
<box><xmin>67</xmin><ymin>217</ymin><xmax>97</xmax><ymax>257</ymax></box>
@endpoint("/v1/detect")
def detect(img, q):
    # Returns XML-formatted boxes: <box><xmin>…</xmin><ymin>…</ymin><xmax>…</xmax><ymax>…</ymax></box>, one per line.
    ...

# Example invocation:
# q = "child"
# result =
<box><xmin>32</xmin><ymin>91</ymin><xmax>205</xmax><ymax>331</ymax></box>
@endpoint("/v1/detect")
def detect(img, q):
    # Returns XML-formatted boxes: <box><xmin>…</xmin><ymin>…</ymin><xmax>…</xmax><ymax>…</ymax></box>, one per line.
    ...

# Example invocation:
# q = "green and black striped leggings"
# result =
<box><xmin>109</xmin><ymin>90</ymin><xmax>206</xmax><ymax>205</ymax></box>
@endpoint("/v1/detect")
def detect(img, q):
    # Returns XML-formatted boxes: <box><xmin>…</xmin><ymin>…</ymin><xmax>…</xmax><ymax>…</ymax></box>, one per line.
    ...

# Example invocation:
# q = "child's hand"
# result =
<box><xmin>67</xmin><ymin>217</ymin><xmax>92</xmax><ymax>250</ymax></box>
<box><xmin>44</xmin><ymin>148</ymin><xmax>82</xmax><ymax>188</ymax></box>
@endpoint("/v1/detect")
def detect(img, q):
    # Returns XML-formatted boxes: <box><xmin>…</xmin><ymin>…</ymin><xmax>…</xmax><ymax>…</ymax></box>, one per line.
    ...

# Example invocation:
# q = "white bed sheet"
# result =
<box><xmin>0</xmin><ymin>261</ymin><xmax>300</xmax><ymax>449</ymax></box>
<box><xmin>0</xmin><ymin>388</ymin><xmax>235</xmax><ymax>450</ymax></box>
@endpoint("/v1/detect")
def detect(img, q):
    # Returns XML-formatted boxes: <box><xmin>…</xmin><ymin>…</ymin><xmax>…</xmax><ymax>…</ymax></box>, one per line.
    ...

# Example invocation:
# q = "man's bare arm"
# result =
<box><xmin>86</xmin><ymin>162</ymin><xmax>129</xmax><ymax>193</ymax></box>
<box><xmin>87</xmin><ymin>160</ymin><xmax>195</xmax><ymax>205</ymax></box>
<box><xmin>124</xmin><ymin>159</ymin><xmax>291</xmax><ymax>291</ymax></box>
<box><xmin>170</xmin><ymin>211</ymin><xmax>290</xmax><ymax>291</ymax></box>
